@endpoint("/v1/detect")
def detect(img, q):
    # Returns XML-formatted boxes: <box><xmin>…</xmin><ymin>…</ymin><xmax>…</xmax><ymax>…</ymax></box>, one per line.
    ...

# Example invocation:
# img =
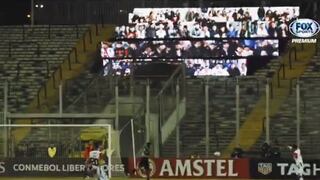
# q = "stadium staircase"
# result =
<box><xmin>251</xmin><ymin>42</ymin><xmax>320</xmax><ymax>158</ymax></box>
<box><xmin>161</xmin><ymin>79</ymin><xmax>203</xmax><ymax>157</ymax></box>
<box><xmin>28</xmin><ymin>25</ymin><xmax>114</xmax><ymax>113</ymax></box>
<box><xmin>222</xmin><ymin>42</ymin><xmax>317</xmax><ymax>157</ymax></box>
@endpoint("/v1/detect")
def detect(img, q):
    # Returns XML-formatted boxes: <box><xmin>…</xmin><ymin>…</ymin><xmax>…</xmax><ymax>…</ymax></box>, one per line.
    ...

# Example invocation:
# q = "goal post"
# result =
<box><xmin>0</xmin><ymin>123</ymin><xmax>113</xmax><ymax>178</ymax></box>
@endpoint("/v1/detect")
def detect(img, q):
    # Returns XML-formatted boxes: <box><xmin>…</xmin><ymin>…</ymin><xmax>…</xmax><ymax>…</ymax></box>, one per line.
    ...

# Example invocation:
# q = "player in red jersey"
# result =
<box><xmin>84</xmin><ymin>141</ymin><xmax>94</xmax><ymax>179</ymax></box>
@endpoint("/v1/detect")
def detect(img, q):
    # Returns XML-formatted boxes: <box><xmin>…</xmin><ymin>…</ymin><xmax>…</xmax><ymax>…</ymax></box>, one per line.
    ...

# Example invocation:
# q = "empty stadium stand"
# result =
<box><xmin>0</xmin><ymin>24</ymin><xmax>120</xmax><ymax>157</ymax></box>
<box><xmin>252</xmin><ymin>43</ymin><xmax>320</xmax><ymax>158</ymax></box>
<box><xmin>160</xmin><ymin>42</ymin><xmax>320</xmax><ymax>158</ymax></box>
<box><xmin>0</xmin><ymin>25</ymin><xmax>90</xmax><ymax>113</ymax></box>
<box><xmin>161</xmin><ymin>76</ymin><xmax>264</xmax><ymax>157</ymax></box>
<box><xmin>1</xmin><ymin>22</ymin><xmax>318</xmax><ymax>161</ymax></box>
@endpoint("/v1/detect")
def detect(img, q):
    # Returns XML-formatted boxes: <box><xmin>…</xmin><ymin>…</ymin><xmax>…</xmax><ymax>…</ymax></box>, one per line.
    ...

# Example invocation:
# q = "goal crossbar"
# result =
<box><xmin>0</xmin><ymin>124</ymin><xmax>112</xmax><ymax>128</ymax></box>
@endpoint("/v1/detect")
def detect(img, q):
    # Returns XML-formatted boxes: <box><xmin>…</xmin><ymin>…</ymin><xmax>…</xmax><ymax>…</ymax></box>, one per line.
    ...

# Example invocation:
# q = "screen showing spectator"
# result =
<box><xmin>101</xmin><ymin>39</ymin><xmax>279</xmax><ymax>59</ymax></box>
<box><xmin>119</xmin><ymin>7</ymin><xmax>298</xmax><ymax>39</ymax></box>
<box><xmin>130</xmin><ymin>7</ymin><xmax>299</xmax><ymax>23</ymax></box>
<box><xmin>102</xmin><ymin>59</ymin><xmax>132</xmax><ymax>76</ymax></box>
<box><xmin>185</xmin><ymin>59</ymin><xmax>247</xmax><ymax>77</ymax></box>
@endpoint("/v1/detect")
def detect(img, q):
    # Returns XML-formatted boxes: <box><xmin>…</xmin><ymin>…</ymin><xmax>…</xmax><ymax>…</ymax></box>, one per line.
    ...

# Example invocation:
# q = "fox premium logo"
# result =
<box><xmin>289</xmin><ymin>18</ymin><xmax>320</xmax><ymax>38</ymax></box>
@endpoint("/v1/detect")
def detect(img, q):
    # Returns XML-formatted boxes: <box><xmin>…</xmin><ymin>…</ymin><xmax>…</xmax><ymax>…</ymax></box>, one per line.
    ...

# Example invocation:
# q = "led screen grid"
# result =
<box><xmin>102</xmin><ymin>59</ymin><xmax>182</xmax><ymax>76</ymax></box>
<box><xmin>185</xmin><ymin>59</ymin><xmax>247</xmax><ymax>77</ymax></box>
<box><xmin>102</xmin><ymin>59</ymin><xmax>132</xmax><ymax>76</ymax></box>
<box><xmin>101</xmin><ymin>39</ymin><xmax>279</xmax><ymax>59</ymax></box>
<box><xmin>100</xmin><ymin>6</ymin><xmax>295</xmax><ymax>77</ymax></box>
<box><xmin>101</xmin><ymin>58</ymin><xmax>248</xmax><ymax>77</ymax></box>
<box><xmin>117</xmin><ymin>7</ymin><xmax>299</xmax><ymax>39</ymax></box>
<box><xmin>130</xmin><ymin>7</ymin><xmax>299</xmax><ymax>23</ymax></box>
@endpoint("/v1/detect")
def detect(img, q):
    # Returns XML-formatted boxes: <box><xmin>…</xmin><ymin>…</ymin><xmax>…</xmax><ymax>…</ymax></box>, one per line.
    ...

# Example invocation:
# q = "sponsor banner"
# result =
<box><xmin>0</xmin><ymin>158</ymin><xmax>126</xmax><ymax>177</ymax></box>
<box><xmin>128</xmin><ymin>158</ymin><xmax>250</xmax><ymax>178</ymax></box>
<box><xmin>250</xmin><ymin>159</ymin><xmax>320</xmax><ymax>179</ymax></box>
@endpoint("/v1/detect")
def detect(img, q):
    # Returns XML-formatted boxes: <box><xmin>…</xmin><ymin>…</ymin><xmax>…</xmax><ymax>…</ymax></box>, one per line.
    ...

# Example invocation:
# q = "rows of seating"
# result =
<box><xmin>17</xmin><ymin>120</ymin><xmax>86</xmax><ymax>158</ymax></box>
<box><xmin>0</xmin><ymin>25</ymin><xmax>89</xmax><ymax>112</ymax></box>
<box><xmin>253</xmin><ymin>49</ymin><xmax>320</xmax><ymax>158</ymax></box>
<box><xmin>57</xmin><ymin>73</ymin><xmax>115</xmax><ymax>113</ymax></box>
<box><xmin>301</xmin><ymin>54</ymin><xmax>320</xmax><ymax>77</ymax></box>
<box><xmin>161</xmin><ymin>40</ymin><xmax>287</xmax><ymax>157</ymax></box>
<box><xmin>161</xmin><ymin>76</ymin><xmax>267</xmax><ymax>157</ymax></box>
<box><xmin>299</xmin><ymin>78</ymin><xmax>320</xmax><ymax>156</ymax></box>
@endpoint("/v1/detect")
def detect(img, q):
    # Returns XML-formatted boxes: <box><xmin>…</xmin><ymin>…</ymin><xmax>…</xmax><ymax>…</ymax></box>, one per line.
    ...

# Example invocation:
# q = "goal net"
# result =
<box><xmin>0</xmin><ymin>123</ymin><xmax>113</xmax><ymax>178</ymax></box>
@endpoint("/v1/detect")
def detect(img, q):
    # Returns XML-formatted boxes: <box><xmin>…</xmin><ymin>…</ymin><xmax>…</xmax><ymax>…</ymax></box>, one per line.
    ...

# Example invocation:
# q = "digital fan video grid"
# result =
<box><xmin>115</xmin><ymin>7</ymin><xmax>299</xmax><ymax>39</ymax></box>
<box><xmin>101</xmin><ymin>39</ymin><xmax>279</xmax><ymax>59</ymax></box>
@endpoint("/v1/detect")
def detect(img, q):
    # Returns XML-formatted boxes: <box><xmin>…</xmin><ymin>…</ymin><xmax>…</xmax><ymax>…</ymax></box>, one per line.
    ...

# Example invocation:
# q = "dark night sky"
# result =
<box><xmin>0</xmin><ymin>0</ymin><xmax>30</xmax><ymax>25</ymax></box>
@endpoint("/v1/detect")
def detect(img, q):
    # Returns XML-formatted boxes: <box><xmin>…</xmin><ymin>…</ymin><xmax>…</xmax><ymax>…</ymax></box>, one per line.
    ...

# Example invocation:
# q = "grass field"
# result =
<box><xmin>0</xmin><ymin>178</ymin><xmax>274</xmax><ymax>180</ymax></box>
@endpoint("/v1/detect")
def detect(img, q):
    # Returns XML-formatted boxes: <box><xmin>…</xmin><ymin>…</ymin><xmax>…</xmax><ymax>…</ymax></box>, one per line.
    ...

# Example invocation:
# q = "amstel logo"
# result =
<box><xmin>137</xmin><ymin>158</ymin><xmax>156</xmax><ymax>178</ymax></box>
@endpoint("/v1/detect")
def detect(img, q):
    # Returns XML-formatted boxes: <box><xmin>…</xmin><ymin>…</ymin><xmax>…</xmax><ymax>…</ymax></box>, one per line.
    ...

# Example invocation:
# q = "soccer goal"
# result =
<box><xmin>0</xmin><ymin>123</ymin><xmax>113</xmax><ymax>178</ymax></box>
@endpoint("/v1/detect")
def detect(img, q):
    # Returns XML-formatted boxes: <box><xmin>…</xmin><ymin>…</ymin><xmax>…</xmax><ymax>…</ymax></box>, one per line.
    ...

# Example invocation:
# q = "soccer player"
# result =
<box><xmin>288</xmin><ymin>144</ymin><xmax>304</xmax><ymax>180</ymax></box>
<box><xmin>140</xmin><ymin>142</ymin><xmax>151</xmax><ymax>180</ymax></box>
<box><xmin>84</xmin><ymin>141</ymin><xmax>94</xmax><ymax>179</ymax></box>
<box><xmin>88</xmin><ymin>143</ymin><xmax>108</xmax><ymax>180</ymax></box>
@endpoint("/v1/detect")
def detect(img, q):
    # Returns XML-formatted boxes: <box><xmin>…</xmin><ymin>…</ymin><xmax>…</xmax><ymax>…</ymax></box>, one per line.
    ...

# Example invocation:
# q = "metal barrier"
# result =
<box><xmin>63</xmin><ymin>77</ymin><xmax>100</xmax><ymax>112</ymax></box>
<box><xmin>160</xmin><ymin>76</ymin><xmax>273</xmax><ymax>157</ymax></box>
<box><xmin>52</xmin><ymin>65</ymin><xmax>64</xmax><ymax>90</ymax></box>
<box><xmin>82</xmin><ymin>28</ymin><xmax>93</xmax><ymax>52</ymax></box>
<box><xmin>100</xmin><ymin>13</ymin><xmax>104</xmax><ymax>28</ymax></box>
<box><xmin>316</xmin><ymin>37</ymin><xmax>320</xmax><ymax>55</ymax></box>
<box><xmin>38</xmin><ymin>24</ymin><xmax>91</xmax><ymax>106</ymax></box>
<box><xmin>95</xmin><ymin>24</ymin><xmax>99</xmax><ymax>36</ymax></box>
<box><xmin>3</xmin><ymin>74</ymin><xmax>320</xmax><ymax>158</ymax></box>
<box><xmin>288</xmin><ymin>47</ymin><xmax>297</xmax><ymax>69</ymax></box>
<box><xmin>289</xmin><ymin>78</ymin><xmax>296</xmax><ymax>95</ymax></box>
<box><xmin>72</xmin><ymin>47</ymin><xmax>79</xmax><ymax>63</ymax></box>
<box><xmin>277</xmin><ymin>63</ymin><xmax>285</xmax><ymax>87</ymax></box>
<box><xmin>156</xmin><ymin>65</ymin><xmax>184</xmax><ymax>127</ymax></box>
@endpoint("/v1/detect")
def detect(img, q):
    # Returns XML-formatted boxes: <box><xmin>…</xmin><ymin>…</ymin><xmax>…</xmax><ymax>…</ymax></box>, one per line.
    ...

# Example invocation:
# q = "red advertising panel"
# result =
<box><xmin>128</xmin><ymin>158</ymin><xmax>250</xmax><ymax>178</ymax></box>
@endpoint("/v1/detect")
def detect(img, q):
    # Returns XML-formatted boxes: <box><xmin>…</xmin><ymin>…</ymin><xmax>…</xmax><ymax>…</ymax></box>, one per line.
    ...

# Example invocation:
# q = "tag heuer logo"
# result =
<box><xmin>258</xmin><ymin>163</ymin><xmax>272</xmax><ymax>175</ymax></box>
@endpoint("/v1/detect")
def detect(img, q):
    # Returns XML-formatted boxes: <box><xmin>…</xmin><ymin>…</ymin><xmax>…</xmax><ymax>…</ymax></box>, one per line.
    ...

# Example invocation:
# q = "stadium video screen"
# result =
<box><xmin>102</xmin><ymin>59</ymin><xmax>132</xmax><ymax>76</ymax></box>
<box><xmin>130</xmin><ymin>7</ymin><xmax>299</xmax><ymax>23</ymax></box>
<box><xmin>101</xmin><ymin>58</ymin><xmax>248</xmax><ymax>77</ymax></box>
<box><xmin>100</xmin><ymin>39</ymin><xmax>279</xmax><ymax>59</ymax></box>
<box><xmin>185</xmin><ymin>59</ymin><xmax>247</xmax><ymax>77</ymax></box>
<box><xmin>118</xmin><ymin>7</ymin><xmax>299</xmax><ymax>39</ymax></box>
